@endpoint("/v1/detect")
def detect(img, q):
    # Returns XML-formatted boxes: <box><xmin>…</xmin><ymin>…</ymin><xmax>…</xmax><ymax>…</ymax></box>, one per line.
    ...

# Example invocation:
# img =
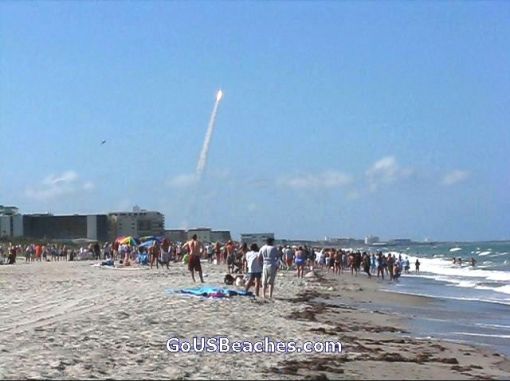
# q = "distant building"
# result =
<box><xmin>0</xmin><ymin>214</ymin><xmax>23</xmax><ymax>238</ymax></box>
<box><xmin>0</xmin><ymin>206</ymin><xmax>22</xmax><ymax>238</ymax></box>
<box><xmin>187</xmin><ymin>228</ymin><xmax>211</xmax><ymax>242</ymax></box>
<box><xmin>164</xmin><ymin>229</ymin><xmax>187</xmax><ymax>243</ymax></box>
<box><xmin>0</xmin><ymin>205</ymin><xmax>19</xmax><ymax>216</ymax></box>
<box><xmin>210</xmin><ymin>230</ymin><xmax>232</xmax><ymax>243</ymax></box>
<box><xmin>389</xmin><ymin>238</ymin><xmax>412</xmax><ymax>245</ymax></box>
<box><xmin>108</xmin><ymin>208</ymin><xmax>164</xmax><ymax>239</ymax></box>
<box><xmin>164</xmin><ymin>228</ymin><xmax>231</xmax><ymax>244</ymax></box>
<box><xmin>365</xmin><ymin>235</ymin><xmax>380</xmax><ymax>245</ymax></box>
<box><xmin>22</xmin><ymin>214</ymin><xmax>108</xmax><ymax>241</ymax></box>
<box><xmin>241</xmin><ymin>233</ymin><xmax>275</xmax><ymax>247</ymax></box>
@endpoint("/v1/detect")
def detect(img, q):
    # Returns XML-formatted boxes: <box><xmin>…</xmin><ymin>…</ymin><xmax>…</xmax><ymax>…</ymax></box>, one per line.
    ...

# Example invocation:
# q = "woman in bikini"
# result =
<box><xmin>295</xmin><ymin>246</ymin><xmax>306</xmax><ymax>278</ymax></box>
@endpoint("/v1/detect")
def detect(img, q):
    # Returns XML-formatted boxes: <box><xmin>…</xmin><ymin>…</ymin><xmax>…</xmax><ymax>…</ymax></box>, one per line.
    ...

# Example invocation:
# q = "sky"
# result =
<box><xmin>1</xmin><ymin>2</ymin><xmax>509</xmax><ymax>242</ymax></box>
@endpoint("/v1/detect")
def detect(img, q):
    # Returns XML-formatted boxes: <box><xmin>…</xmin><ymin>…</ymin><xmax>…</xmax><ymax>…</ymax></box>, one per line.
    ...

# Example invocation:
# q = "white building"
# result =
<box><xmin>365</xmin><ymin>235</ymin><xmax>380</xmax><ymax>245</ymax></box>
<box><xmin>109</xmin><ymin>208</ymin><xmax>164</xmax><ymax>239</ymax></box>
<box><xmin>0</xmin><ymin>205</ymin><xmax>19</xmax><ymax>216</ymax></box>
<box><xmin>0</xmin><ymin>206</ymin><xmax>23</xmax><ymax>238</ymax></box>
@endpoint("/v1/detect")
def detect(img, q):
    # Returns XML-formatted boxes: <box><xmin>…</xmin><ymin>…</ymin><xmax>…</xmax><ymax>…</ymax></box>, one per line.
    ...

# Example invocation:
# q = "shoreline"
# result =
<box><xmin>272</xmin><ymin>270</ymin><xmax>510</xmax><ymax>379</ymax></box>
<box><xmin>0</xmin><ymin>260</ymin><xmax>509</xmax><ymax>379</ymax></box>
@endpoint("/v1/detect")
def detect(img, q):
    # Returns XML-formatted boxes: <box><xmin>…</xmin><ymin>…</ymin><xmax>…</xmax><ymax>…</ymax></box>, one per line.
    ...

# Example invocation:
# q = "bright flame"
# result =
<box><xmin>216</xmin><ymin>89</ymin><xmax>223</xmax><ymax>101</ymax></box>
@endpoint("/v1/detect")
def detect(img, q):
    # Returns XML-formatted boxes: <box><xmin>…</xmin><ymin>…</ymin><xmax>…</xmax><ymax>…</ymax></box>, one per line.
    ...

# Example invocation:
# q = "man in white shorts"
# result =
<box><xmin>260</xmin><ymin>237</ymin><xmax>279</xmax><ymax>299</ymax></box>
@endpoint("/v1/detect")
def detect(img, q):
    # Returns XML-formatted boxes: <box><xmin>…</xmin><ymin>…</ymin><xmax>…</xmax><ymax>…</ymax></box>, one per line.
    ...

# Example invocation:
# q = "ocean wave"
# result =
<box><xmin>495</xmin><ymin>285</ymin><xmax>510</xmax><ymax>295</ymax></box>
<box><xmin>405</xmin><ymin>255</ymin><xmax>509</xmax><ymax>282</ymax></box>
<box><xmin>475</xmin><ymin>322</ymin><xmax>510</xmax><ymax>330</ymax></box>
<box><xmin>454</xmin><ymin>280</ymin><xmax>479</xmax><ymax>288</ymax></box>
<box><xmin>452</xmin><ymin>332</ymin><xmax>510</xmax><ymax>339</ymax></box>
<box><xmin>490</xmin><ymin>252</ymin><xmax>508</xmax><ymax>257</ymax></box>
<box><xmin>381</xmin><ymin>289</ymin><xmax>510</xmax><ymax>306</ymax></box>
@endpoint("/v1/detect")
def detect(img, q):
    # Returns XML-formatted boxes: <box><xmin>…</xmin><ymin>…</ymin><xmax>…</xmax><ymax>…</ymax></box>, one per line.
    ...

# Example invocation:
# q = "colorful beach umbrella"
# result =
<box><xmin>139</xmin><ymin>239</ymin><xmax>159</xmax><ymax>249</ymax></box>
<box><xmin>139</xmin><ymin>236</ymin><xmax>161</xmax><ymax>243</ymax></box>
<box><xmin>115</xmin><ymin>236</ymin><xmax>139</xmax><ymax>246</ymax></box>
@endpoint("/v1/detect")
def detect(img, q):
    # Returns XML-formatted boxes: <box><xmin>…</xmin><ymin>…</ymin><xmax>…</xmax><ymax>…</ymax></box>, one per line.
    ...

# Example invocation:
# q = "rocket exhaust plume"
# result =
<box><xmin>196</xmin><ymin>89</ymin><xmax>224</xmax><ymax>180</ymax></box>
<box><xmin>182</xmin><ymin>89</ymin><xmax>224</xmax><ymax>229</ymax></box>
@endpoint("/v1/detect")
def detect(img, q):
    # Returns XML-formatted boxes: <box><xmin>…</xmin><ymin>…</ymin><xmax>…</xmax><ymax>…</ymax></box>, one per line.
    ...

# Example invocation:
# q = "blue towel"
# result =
<box><xmin>167</xmin><ymin>286</ymin><xmax>253</xmax><ymax>298</ymax></box>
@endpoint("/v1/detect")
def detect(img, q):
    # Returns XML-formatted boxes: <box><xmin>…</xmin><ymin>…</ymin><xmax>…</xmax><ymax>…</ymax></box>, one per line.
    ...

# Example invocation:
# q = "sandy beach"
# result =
<box><xmin>1</xmin><ymin>260</ymin><xmax>509</xmax><ymax>380</ymax></box>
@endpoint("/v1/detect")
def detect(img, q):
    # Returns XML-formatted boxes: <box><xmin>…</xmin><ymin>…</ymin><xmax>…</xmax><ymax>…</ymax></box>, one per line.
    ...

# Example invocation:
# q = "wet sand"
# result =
<box><xmin>0</xmin><ymin>260</ymin><xmax>509</xmax><ymax>380</ymax></box>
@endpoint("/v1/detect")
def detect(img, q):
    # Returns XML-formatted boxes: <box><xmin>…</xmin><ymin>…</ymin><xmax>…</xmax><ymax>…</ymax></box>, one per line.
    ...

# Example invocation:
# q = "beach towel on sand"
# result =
<box><xmin>167</xmin><ymin>286</ymin><xmax>253</xmax><ymax>298</ymax></box>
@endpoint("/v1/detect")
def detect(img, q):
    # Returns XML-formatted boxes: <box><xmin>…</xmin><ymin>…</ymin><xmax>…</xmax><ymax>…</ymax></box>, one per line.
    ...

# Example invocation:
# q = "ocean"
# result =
<box><xmin>373</xmin><ymin>241</ymin><xmax>510</xmax><ymax>356</ymax></box>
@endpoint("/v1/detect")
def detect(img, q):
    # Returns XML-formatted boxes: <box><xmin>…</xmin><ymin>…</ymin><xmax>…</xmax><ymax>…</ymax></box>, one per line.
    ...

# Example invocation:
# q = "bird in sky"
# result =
<box><xmin>100</xmin><ymin>140</ymin><xmax>107</xmax><ymax>145</ymax></box>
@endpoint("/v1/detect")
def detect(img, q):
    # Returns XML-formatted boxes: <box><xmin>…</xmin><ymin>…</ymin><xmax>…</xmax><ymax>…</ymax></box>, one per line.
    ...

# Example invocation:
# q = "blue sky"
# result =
<box><xmin>1</xmin><ymin>2</ymin><xmax>509</xmax><ymax>241</ymax></box>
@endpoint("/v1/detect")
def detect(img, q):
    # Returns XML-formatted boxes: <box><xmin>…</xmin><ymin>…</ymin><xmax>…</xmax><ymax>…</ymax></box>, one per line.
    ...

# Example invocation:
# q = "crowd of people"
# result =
<box><xmin>0</xmin><ymin>243</ymin><xmax>83</xmax><ymax>264</ymax></box>
<box><xmin>1</xmin><ymin>238</ymin><xmax>423</xmax><ymax>299</ymax></box>
<box><xmin>280</xmin><ymin>247</ymin><xmax>421</xmax><ymax>280</ymax></box>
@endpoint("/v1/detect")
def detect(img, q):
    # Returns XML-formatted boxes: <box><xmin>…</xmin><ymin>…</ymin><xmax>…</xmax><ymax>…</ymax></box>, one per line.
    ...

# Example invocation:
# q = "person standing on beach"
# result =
<box><xmin>404</xmin><ymin>257</ymin><xmax>410</xmax><ymax>273</ymax></box>
<box><xmin>182</xmin><ymin>234</ymin><xmax>204</xmax><ymax>283</ymax></box>
<box><xmin>238</xmin><ymin>242</ymin><xmax>248</xmax><ymax>273</ymax></box>
<box><xmin>25</xmin><ymin>244</ymin><xmax>33</xmax><ymax>263</ymax></box>
<box><xmin>226</xmin><ymin>241</ymin><xmax>236</xmax><ymax>274</ymax></box>
<box><xmin>7</xmin><ymin>244</ymin><xmax>17</xmax><ymax>264</ymax></box>
<box><xmin>387</xmin><ymin>254</ymin><xmax>395</xmax><ymax>280</ymax></box>
<box><xmin>334</xmin><ymin>250</ymin><xmax>342</xmax><ymax>274</ymax></box>
<box><xmin>415</xmin><ymin>259</ymin><xmax>420</xmax><ymax>273</ymax></box>
<box><xmin>377</xmin><ymin>252</ymin><xmax>385</xmax><ymax>279</ymax></box>
<box><xmin>284</xmin><ymin>246</ymin><xmax>294</xmax><ymax>270</ymax></box>
<box><xmin>206</xmin><ymin>243</ymin><xmax>214</xmax><ymax>263</ymax></box>
<box><xmin>150</xmin><ymin>240</ymin><xmax>160</xmax><ymax>269</ymax></box>
<box><xmin>93</xmin><ymin>242</ymin><xmax>101</xmax><ymax>260</ymax></box>
<box><xmin>295</xmin><ymin>246</ymin><xmax>306</xmax><ymax>278</ymax></box>
<box><xmin>370</xmin><ymin>254</ymin><xmax>377</xmax><ymax>274</ymax></box>
<box><xmin>362</xmin><ymin>253</ymin><xmax>372</xmax><ymax>279</ymax></box>
<box><xmin>214</xmin><ymin>242</ymin><xmax>221</xmax><ymax>264</ymax></box>
<box><xmin>159</xmin><ymin>238</ymin><xmax>171</xmax><ymax>268</ymax></box>
<box><xmin>112</xmin><ymin>240</ymin><xmax>119</xmax><ymax>260</ymax></box>
<box><xmin>260</xmin><ymin>237</ymin><xmax>279</xmax><ymax>299</ymax></box>
<box><xmin>245</xmin><ymin>243</ymin><xmax>262</xmax><ymax>296</ymax></box>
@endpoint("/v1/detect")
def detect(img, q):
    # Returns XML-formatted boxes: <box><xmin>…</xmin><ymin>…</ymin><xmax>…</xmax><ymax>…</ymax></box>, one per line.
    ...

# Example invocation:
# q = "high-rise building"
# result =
<box><xmin>22</xmin><ymin>214</ymin><xmax>108</xmax><ymax>241</ymax></box>
<box><xmin>108</xmin><ymin>208</ymin><xmax>164</xmax><ymax>239</ymax></box>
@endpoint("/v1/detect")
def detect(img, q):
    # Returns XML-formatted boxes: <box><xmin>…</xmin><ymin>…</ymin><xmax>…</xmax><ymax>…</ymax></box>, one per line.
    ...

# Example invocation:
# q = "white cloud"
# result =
<box><xmin>42</xmin><ymin>170</ymin><xmax>78</xmax><ymax>186</ymax></box>
<box><xmin>166</xmin><ymin>173</ymin><xmax>198</xmax><ymax>188</ymax></box>
<box><xmin>25</xmin><ymin>170</ymin><xmax>94</xmax><ymax>200</ymax></box>
<box><xmin>442</xmin><ymin>170</ymin><xmax>470</xmax><ymax>186</ymax></box>
<box><xmin>366</xmin><ymin>156</ymin><xmax>413</xmax><ymax>191</ymax></box>
<box><xmin>280</xmin><ymin>170</ymin><xmax>352</xmax><ymax>189</ymax></box>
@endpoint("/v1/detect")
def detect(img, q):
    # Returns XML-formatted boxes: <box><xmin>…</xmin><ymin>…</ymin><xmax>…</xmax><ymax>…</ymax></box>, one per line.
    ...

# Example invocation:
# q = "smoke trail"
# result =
<box><xmin>182</xmin><ymin>90</ymin><xmax>224</xmax><ymax>229</ymax></box>
<box><xmin>196</xmin><ymin>89</ymin><xmax>223</xmax><ymax>180</ymax></box>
